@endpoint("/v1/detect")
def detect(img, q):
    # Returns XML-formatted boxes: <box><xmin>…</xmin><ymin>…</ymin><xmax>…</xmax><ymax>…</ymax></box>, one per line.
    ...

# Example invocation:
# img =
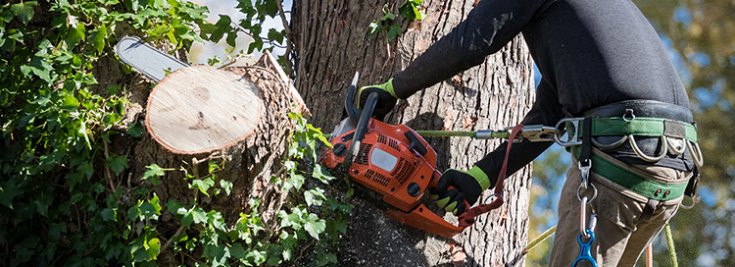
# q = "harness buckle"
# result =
<box><xmin>554</xmin><ymin>117</ymin><xmax>585</xmax><ymax>146</ymax></box>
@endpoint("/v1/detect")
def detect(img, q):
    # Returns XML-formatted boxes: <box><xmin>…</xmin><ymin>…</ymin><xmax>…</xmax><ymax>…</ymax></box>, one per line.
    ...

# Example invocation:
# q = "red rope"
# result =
<box><xmin>459</xmin><ymin>124</ymin><xmax>524</xmax><ymax>227</ymax></box>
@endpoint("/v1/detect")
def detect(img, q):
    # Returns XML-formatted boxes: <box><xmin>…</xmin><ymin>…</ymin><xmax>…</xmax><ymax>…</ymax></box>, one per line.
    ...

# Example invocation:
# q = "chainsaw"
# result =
<box><xmin>320</xmin><ymin>73</ymin><xmax>503</xmax><ymax>238</ymax></box>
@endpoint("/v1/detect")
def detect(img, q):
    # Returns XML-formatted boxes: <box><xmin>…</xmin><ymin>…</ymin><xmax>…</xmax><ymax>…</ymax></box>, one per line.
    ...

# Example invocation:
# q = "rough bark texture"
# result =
<box><xmin>293</xmin><ymin>1</ymin><xmax>534</xmax><ymax>266</ymax></box>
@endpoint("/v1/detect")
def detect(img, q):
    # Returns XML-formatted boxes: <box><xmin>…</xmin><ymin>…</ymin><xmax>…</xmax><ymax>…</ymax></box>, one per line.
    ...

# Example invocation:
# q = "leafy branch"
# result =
<box><xmin>369</xmin><ymin>0</ymin><xmax>425</xmax><ymax>41</ymax></box>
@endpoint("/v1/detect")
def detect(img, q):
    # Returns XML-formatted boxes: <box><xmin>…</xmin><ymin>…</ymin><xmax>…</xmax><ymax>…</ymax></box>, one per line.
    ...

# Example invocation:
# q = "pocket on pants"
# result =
<box><xmin>592</xmin><ymin>180</ymin><xmax>645</xmax><ymax>232</ymax></box>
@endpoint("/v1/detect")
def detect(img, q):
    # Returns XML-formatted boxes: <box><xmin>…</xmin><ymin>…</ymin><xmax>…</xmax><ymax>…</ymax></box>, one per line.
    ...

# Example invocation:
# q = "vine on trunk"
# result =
<box><xmin>0</xmin><ymin>1</ymin><xmax>348</xmax><ymax>266</ymax></box>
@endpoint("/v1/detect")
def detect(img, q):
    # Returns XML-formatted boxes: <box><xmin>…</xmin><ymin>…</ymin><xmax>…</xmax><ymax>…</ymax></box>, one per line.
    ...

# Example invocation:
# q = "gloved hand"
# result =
<box><xmin>357</xmin><ymin>78</ymin><xmax>398</xmax><ymax>120</ymax></box>
<box><xmin>431</xmin><ymin>166</ymin><xmax>491</xmax><ymax>215</ymax></box>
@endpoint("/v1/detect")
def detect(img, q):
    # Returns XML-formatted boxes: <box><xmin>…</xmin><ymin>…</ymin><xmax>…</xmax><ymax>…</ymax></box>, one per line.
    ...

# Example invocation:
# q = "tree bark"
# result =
<box><xmin>293</xmin><ymin>1</ymin><xmax>534</xmax><ymax>266</ymax></box>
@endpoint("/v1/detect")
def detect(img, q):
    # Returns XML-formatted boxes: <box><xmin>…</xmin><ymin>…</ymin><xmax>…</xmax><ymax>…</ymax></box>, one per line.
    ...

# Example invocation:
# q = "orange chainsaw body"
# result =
<box><xmin>321</xmin><ymin>118</ymin><xmax>466</xmax><ymax>238</ymax></box>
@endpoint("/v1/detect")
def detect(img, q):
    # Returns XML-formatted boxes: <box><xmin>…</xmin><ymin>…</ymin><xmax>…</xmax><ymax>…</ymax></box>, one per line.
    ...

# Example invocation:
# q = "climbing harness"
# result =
<box><xmin>572</xmin><ymin>117</ymin><xmax>599</xmax><ymax>267</ymax></box>
<box><xmin>405</xmin><ymin>101</ymin><xmax>698</xmax><ymax>267</ymax></box>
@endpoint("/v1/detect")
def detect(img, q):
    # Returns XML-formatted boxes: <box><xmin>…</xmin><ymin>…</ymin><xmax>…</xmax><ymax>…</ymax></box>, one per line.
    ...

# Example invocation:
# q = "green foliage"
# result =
<box><xmin>0</xmin><ymin>0</ymin><xmax>255</xmax><ymax>265</ymax></box>
<box><xmin>198</xmin><ymin>1</ymin><xmax>287</xmax><ymax>57</ymax></box>
<box><xmin>155</xmin><ymin>113</ymin><xmax>350</xmax><ymax>266</ymax></box>
<box><xmin>1</xmin><ymin>0</ymin><xmax>346</xmax><ymax>265</ymax></box>
<box><xmin>369</xmin><ymin>0</ymin><xmax>425</xmax><ymax>41</ymax></box>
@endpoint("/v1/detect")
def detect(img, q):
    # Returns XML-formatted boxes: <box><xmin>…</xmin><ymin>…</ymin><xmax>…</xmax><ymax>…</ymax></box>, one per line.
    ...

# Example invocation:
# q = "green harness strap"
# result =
<box><xmin>579</xmin><ymin>117</ymin><xmax>698</xmax><ymax>142</ymax></box>
<box><xmin>571</xmin><ymin>147</ymin><xmax>688</xmax><ymax>201</ymax></box>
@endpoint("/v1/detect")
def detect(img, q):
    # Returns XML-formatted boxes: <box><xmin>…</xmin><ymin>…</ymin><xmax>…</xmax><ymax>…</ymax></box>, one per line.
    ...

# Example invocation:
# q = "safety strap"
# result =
<box><xmin>579</xmin><ymin>117</ymin><xmax>593</xmax><ymax>171</ymax></box>
<box><xmin>458</xmin><ymin>124</ymin><xmax>523</xmax><ymax>227</ymax></box>
<box><xmin>640</xmin><ymin>199</ymin><xmax>660</xmax><ymax>222</ymax></box>
<box><xmin>581</xmin><ymin>117</ymin><xmax>697</xmax><ymax>142</ymax></box>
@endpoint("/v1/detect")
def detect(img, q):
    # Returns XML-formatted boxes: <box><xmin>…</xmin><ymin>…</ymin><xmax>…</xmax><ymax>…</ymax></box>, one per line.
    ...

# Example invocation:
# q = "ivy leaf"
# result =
<box><xmin>126</xmin><ymin>121</ymin><xmax>144</xmax><ymax>138</ymax></box>
<box><xmin>262</xmin><ymin>0</ymin><xmax>278</xmax><ymax>16</ymax></box>
<box><xmin>21</xmin><ymin>56</ymin><xmax>53</xmax><ymax>83</ymax></box>
<box><xmin>247</xmin><ymin>38</ymin><xmax>263</xmax><ymax>54</ymax></box>
<box><xmin>229</xmin><ymin>243</ymin><xmax>246</xmax><ymax>259</ymax></box>
<box><xmin>142</xmin><ymin>164</ymin><xmax>168</xmax><ymax>185</ymax></box>
<box><xmin>387</xmin><ymin>24</ymin><xmax>403</xmax><ymax>41</ymax></box>
<box><xmin>191</xmin><ymin>178</ymin><xmax>215</xmax><ymax>197</ymax></box>
<box><xmin>0</xmin><ymin>179</ymin><xmax>22</xmax><ymax>208</ymax></box>
<box><xmin>101</xmin><ymin>208</ymin><xmax>116</xmax><ymax>222</ymax></box>
<box><xmin>145</xmin><ymin>237</ymin><xmax>160</xmax><ymax>260</ymax></box>
<box><xmin>368</xmin><ymin>21</ymin><xmax>381</xmax><ymax>35</ymax></box>
<box><xmin>78</xmin><ymin>120</ymin><xmax>92</xmax><ymax>150</ymax></box>
<box><xmin>210</xmin><ymin>15</ymin><xmax>232</xmax><ymax>43</ymax></box>
<box><xmin>381</xmin><ymin>11</ymin><xmax>397</xmax><ymax>22</ymax></box>
<box><xmin>66</xmin><ymin>22</ymin><xmax>86</xmax><ymax>49</ymax></box>
<box><xmin>303</xmin><ymin>213</ymin><xmax>326</xmax><ymax>239</ymax></box>
<box><xmin>107</xmin><ymin>155</ymin><xmax>128</xmax><ymax>176</ymax></box>
<box><xmin>62</xmin><ymin>92</ymin><xmax>80</xmax><ymax>109</ymax></box>
<box><xmin>312</xmin><ymin>164</ymin><xmax>335</xmax><ymax>184</ymax></box>
<box><xmin>192</xmin><ymin>208</ymin><xmax>207</xmax><ymax>224</ymax></box>
<box><xmin>91</xmin><ymin>24</ymin><xmax>108</xmax><ymax>55</ymax></box>
<box><xmin>399</xmin><ymin>0</ymin><xmax>425</xmax><ymax>21</ymax></box>
<box><xmin>267</xmin><ymin>28</ymin><xmax>284</xmax><ymax>44</ymax></box>
<box><xmin>180</xmin><ymin>211</ymin><xmax>194</xmax><ymax>227</ymax></box>
<box><xmin>127</xmin><ymin>205</ymin><xmax>140</xmax><ymax>221</ymax></box>
<box><xmin>290</xmin><ymin>173</ymin><xmax>305</xmax><ymax>190</ymax></box>
<box><xmin>219</xmin><ymin>179</ymin><xmax>233</xmax><ymax>196</ymax></box>
<box><xmin>10</xmin><ymin>1</ymin><xmax>37</xmax><ymax>25</ymax></box>
<box><xmin>304</xmin><ymin>188</ymin><xmax>326</xmax><ymax>206</ymax></box>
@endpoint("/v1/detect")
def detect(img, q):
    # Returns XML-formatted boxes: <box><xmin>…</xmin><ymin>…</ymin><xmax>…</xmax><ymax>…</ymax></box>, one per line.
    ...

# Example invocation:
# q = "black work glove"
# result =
<box><xmin>357</xmin><ymin>78</ymin><xmax>398</xmax><ymax>120</ymax></box>
<box><xmin>430</xmin><ymin>166</ymin><xmax>491</xmax><ymax>215</ymax></box>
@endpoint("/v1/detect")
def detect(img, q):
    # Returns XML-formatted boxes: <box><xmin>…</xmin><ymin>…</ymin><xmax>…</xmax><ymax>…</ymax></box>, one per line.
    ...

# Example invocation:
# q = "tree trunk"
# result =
<box><xmin>118</xmin><ymin>54</ymin><xmax>307</xmax><ymax>253</ymax></box>
<box><xmin>293</xmin><ymin>1</ymin><xmax>534</xmax><ymax>266</ymax></box>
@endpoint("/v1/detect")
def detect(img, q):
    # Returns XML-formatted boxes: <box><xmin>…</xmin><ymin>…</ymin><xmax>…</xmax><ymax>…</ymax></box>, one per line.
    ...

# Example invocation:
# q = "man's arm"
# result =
<box><xmin>475</xmin><ymin>80</ymin><xmax>565</xmax><ymax>186</ymax></box>
<box><xmin>392</xmin><ymin>0</ymin><xmax>549</xmax><ymax>98</ymax></box>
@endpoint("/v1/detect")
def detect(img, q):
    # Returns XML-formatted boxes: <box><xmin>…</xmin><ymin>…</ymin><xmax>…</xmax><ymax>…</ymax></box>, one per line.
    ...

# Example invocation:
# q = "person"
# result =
<box><xmin>356</xmin><ymin>0</ymin><xmax>702</xmax><ymax>266</ymax></box>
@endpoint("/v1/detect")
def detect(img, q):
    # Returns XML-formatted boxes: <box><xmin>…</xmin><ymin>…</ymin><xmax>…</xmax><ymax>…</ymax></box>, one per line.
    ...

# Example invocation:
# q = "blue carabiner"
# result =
<box><xmin>571</xmin><ymin>229</ymin><xmax>598</xmax><ymax>267</ymax></box>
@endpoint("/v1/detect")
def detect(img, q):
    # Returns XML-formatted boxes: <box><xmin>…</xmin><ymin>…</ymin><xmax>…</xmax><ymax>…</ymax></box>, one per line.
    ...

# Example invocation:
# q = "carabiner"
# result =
<box><xmin>554</xmin><ymin>117</ymin><xmax>585</xmax><ymax>147</ymax></box>
<box><xmin>572</xmin><ymin>229</ymin><xmax>598</xmax><ymax>267</ymax></box>
<box><xmin>520</xmin><ymin>125</ymin><xmax>560</xmax><ymax>142</ymax></box>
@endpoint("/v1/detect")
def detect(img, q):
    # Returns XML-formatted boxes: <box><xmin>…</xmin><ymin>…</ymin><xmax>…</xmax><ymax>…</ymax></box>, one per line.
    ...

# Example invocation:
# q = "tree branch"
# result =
<box><xmin>275</xmin><ymin>0</ymin><xmax>293</xmax><ymax>74</ymax></box>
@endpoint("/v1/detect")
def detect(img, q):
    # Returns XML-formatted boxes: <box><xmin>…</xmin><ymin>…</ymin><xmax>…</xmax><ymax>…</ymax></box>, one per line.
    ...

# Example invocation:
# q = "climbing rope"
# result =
<box><xmin>665</xmin><ymin>223</ymin><xmax>679</xmax><ymax>267</ymax></box>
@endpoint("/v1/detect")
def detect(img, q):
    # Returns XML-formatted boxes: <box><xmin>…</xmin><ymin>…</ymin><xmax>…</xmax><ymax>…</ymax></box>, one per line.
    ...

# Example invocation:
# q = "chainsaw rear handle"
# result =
<box><xmin>350</xmin><ymin>92</ymin><xmax>378</xmax><ymax>157</ymax></box>
<box><xmin>345</xmin><ymin>72</ymin><xmax>361</xmax><ymax>123</ymax></box>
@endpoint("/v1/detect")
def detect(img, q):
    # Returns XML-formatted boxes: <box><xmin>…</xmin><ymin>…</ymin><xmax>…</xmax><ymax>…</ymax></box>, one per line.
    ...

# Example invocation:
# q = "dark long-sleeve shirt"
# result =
<box><xmin>392</xmin><ymin>0</ymin><xmax>692</xmax><ymax>184</ymax></box>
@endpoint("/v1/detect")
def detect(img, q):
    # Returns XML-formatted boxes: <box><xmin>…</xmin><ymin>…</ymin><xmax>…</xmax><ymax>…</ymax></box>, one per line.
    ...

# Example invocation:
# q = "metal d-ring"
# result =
<box><xmin>628</xmin><ymin>135</ymin><xmax>668</xmax><ymax>162</ymax></box>
<box><xmin>687</xmin><ymin>140</ymin><xmax>705</xmax><ymax>167</ymax></box>
<box><xmin>680</xmin><ymin>195</ymin><xmax>701</xmax><ymax>209</ymax></box>
<box><xmin>667</xmin><ymin>137</ymin><xmax>687</xmax><ymax>155</ymax></box>
<box><xmin>577</xmin><ymin>182</ymin><xmax>598</xmax><ymax>202</ymax></box>
<box><xmin>591</xmin><ymin>135</ymin><xmax>628</xmax><ymax>150</ymax></box>
<box><xmin>623</xmin><ymin>108</ymin><xmax>636</xmax><ymax>122</ymax></box>
<box><xmin>553</xmin><ymin>118</ymin><xmax>584</xmax><ymax>147</ymax></box>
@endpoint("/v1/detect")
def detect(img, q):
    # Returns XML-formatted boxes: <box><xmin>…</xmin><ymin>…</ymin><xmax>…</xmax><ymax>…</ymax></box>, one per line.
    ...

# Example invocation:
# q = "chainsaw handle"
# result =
<box><xmin>345</xmin><ymin>72</ymin><xmax>361</xmax><ymax>122</ymax></box>
<box><xmin>428</xmin><ymin>170</ymin><xmax>473</xmax><ymax>223</ymax></box>
<box><xmin>350</xmin><ymin>91</ymin><xmax>378</xmax><ymax>156</ymax></box>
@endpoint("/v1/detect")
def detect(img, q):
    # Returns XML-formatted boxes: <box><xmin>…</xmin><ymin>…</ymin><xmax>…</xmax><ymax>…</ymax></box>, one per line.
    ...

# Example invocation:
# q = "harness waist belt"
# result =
<box><xmin>584</xmin><ymin>100</ymin><xmax>693</xmax><ymax>123</ymax></box>
<box><xmin>572</xmin><ymin>147</ymin><xmax>688</xmax><ymax>201</ymax></box>
<box><xmin>582</xmin><ymin>117</ymin><xmax>697</xmax><ymax>142</ymax></box>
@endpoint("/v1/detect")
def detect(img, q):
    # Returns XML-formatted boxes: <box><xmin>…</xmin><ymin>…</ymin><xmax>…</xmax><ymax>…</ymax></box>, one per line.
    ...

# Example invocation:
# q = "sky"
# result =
<box><xmin>187</xmin><ymin>0</ymin><xmax>292</xmax><ymax>65</ymax></box>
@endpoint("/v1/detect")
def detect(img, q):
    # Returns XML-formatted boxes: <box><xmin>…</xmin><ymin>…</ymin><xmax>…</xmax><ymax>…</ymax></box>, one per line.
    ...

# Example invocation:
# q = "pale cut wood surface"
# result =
<box><xmin>145</xmin><ymin>65</ymin><xmax>263</xmax><ymax>154</ymax></box>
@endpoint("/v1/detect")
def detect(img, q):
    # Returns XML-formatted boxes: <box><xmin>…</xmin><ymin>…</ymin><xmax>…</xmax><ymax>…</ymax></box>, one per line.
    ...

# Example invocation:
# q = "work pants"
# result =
<box><xmin>548</xmin><ymin>153</ymin><xmax>692</xmax><ymax>266</ymax></box>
